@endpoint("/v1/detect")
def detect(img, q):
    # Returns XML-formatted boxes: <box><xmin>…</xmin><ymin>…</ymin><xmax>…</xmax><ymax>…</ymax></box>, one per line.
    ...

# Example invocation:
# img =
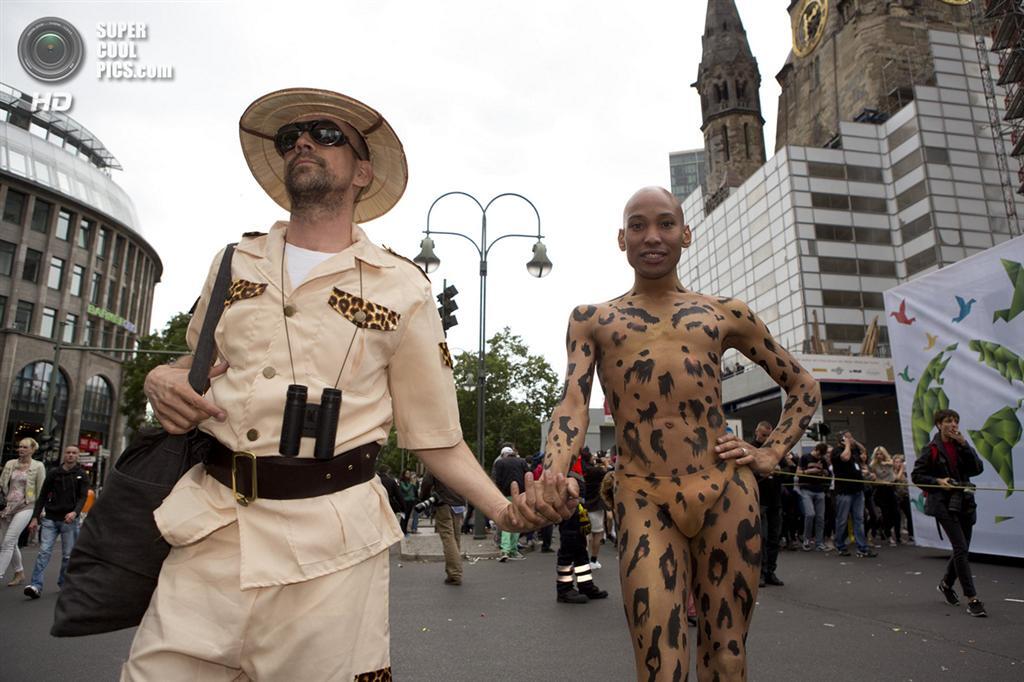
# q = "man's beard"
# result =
<box><xmin>285</xmin><ymin>158</ymin><xmax>347</xmax><ymax>214</ymax></box>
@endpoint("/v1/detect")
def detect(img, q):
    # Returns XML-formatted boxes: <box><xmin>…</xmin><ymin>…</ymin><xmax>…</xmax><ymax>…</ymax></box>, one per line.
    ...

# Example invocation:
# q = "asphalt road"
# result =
<box><xmin>1</xmin><ymin>540</ymin><xmax>1021</xmax><ymax>681</ymax></box>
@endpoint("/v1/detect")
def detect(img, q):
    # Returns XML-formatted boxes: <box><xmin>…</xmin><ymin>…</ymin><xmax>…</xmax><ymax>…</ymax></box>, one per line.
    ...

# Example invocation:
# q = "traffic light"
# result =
<box><xmin>437</xmin><ymin>283</ymin><xmax>458</xmax><ymax>332</ymax></box>
<box><xmin>805</xmin><ymin>422</ymin><xmax>831</xmax><ymax>441</ymax></box>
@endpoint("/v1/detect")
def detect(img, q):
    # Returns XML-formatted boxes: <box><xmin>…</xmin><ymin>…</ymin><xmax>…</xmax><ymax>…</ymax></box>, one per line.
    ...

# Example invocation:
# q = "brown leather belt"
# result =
<box><xmin>204</xmin><ymin>440</ymin><xmax>380</xmax><ymax>505</ymax></box>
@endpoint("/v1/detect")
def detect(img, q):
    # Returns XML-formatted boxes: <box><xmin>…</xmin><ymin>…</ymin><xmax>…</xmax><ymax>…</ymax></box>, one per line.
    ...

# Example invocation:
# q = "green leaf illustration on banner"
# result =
<box><xmin>994</xmin><ymin>516</ymin><xmax>1014</xmax><ymax>524</ymax></box>
<box><xmin>911</xmin><ymin>493</ymin><xmax>925</xmax><ymax>514</ymax></box>
<box><xmin>911</xmin><ymin>344</ymin><xmax>957</xmax><ymax>454</ymax></box>
<box><xmin>992</xmin><ymin>259</ymin><xmax>1024</xmax><ymax>323</ymax></box>
<box><xmin>968</xmin><ymin>340</ymin><xmax>1024</xmax><ymax>385</ymax></box>
<box><xmin>967</xmin><ymin>405</ymin><xmax>1020</xmax><ymax>498</ymax></box>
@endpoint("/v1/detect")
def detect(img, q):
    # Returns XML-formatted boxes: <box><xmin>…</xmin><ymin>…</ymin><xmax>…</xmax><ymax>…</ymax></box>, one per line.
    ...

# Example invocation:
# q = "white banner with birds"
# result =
<box><xmin>885</xmin><ymin>234</ymin><xmax>1024</xmax><ymax>558</ymax></box>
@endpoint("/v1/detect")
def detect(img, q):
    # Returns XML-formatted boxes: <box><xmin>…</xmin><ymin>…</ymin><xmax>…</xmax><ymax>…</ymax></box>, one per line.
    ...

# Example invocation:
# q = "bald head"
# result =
<box><xmin>623</xmin><ymin>186</ymin><xmax>684</xmax><ymax>224</ymax></box>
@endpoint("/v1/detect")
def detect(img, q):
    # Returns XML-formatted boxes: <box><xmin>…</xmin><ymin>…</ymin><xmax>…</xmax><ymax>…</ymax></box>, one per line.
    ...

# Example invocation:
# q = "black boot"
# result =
<box><xmin>578</xmin><ymin>583</ymin><xmax>608</xmax><ymax>600</ymax></box>
<box><xmin>557</xmin><ymin>587</ymin><xmax>590</xmax><ymax>604</ymax></box>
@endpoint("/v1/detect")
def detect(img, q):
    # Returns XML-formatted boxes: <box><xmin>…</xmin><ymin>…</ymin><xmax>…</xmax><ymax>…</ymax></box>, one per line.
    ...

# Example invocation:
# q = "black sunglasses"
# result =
<box><xmin>273</xmin><ymin>120</ymin><xmax>364</xmax><ymax>158</ymax></box>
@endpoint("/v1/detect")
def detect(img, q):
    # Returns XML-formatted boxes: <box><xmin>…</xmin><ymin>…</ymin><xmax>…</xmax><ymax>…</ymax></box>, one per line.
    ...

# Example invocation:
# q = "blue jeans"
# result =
<box><xmin>799</xmin><ymin>488</ymin><xmax>826</xmax><ymax>545</ymax></box>
<box><xmin>30</xmin><ymin>517</ymin><xmax>79</xmax><ymax>591</ymax></box>
<box><xmin>834</xmin><ymin>492</ymin><xmax>868</xmax><ymax>553</ymax></box>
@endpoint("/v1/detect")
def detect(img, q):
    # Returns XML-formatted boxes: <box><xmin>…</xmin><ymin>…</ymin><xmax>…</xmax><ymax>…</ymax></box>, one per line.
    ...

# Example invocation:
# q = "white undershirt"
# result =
<box><xmin>285</xmin><ymin>243</ymin><xmax>336</xmax><ymax>287</ymax></box>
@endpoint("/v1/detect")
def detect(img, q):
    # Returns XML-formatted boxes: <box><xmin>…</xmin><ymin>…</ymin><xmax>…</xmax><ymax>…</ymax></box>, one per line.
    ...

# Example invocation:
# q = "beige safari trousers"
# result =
<box><xmin>122</xmin><ymin>522</ymin><xmax>391</xmax><ymax>681</ymax></box>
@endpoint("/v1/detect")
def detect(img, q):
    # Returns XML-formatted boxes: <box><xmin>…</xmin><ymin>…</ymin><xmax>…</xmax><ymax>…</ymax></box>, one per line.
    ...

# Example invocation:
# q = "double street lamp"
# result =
<box><xmin>414</xmin><ymin>191</ymin><xmax>552</xmax><ymax>538</ymax></box>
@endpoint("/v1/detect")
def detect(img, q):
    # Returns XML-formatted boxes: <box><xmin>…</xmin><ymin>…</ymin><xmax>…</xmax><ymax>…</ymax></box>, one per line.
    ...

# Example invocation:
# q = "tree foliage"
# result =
<box><xmin>377</xmin><ymin>327</ymin><xmax>560</xmax><ymax>475</ymax></box>
<box><xmin>120</xmin><ymin>313</ymin><xmax>191</xmax><ymax>433</ymax></box>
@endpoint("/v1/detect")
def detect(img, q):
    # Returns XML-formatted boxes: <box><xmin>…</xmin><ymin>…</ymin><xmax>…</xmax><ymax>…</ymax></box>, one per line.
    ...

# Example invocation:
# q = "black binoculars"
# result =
<box><xmin>279</xmin><ymin>384</ymin><xmax>341</xmax><ymax>460</ymax></box>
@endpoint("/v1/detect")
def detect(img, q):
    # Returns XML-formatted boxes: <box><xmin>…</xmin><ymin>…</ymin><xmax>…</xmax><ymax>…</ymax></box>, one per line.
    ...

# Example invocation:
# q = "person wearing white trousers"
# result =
<box><xmin>1</xmin><ymin>439</ymin><xmax>47</xmax><ymax>586</ymax></box>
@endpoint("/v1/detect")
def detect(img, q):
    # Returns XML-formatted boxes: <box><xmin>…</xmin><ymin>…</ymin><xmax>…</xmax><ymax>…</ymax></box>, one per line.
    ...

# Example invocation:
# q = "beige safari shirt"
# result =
<box><xmin>154</xmin><ymin>222</ymin><xmax>462</xmax><ymax>588</ymax></box>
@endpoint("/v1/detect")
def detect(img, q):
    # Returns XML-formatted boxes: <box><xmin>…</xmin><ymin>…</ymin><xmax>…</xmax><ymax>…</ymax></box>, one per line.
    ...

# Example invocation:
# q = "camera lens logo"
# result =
<box><xmin>18</xmin><ymin>17</ymin><xmax>85</xmax><ymax>83</ymax></box>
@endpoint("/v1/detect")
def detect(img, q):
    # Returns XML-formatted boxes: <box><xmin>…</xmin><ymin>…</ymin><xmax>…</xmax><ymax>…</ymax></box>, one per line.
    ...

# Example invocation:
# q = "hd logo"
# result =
<box><xmin>18</xmin><ymin>17</ymin><xmax>84</xmax><ymax>112</ymax></box>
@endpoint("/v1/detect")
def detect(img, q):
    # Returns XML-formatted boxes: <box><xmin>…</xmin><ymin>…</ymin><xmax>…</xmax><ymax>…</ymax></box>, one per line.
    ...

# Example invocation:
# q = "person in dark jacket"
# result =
<box><xmin>912</xmin><ymin>409</ymin><xmax>987</xmax><ymax>617</ymax></box>
<box><xmin>492</xmin><ymin>446</ymin><xmax>531</xmax><ymax>561</ymax></box>
<box><xmin>754</xmin><ymin>421</ymin><xmax>785</xmax><ymax>586</ymax></box>
<box><xmin>831</xmin><ymin>431</ymin><xmax>878</xmax><ymax>558</ymax></box>
<box><xmin>24</xmin><ymin>446</ymin><xmax>89</xmax><ymax>599</ymax></box>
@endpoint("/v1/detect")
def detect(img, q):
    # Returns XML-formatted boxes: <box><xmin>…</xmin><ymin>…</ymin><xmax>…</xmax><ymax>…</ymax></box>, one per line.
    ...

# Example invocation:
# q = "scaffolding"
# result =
<box><xmin>982</xmin><ymin>0</ymin><xmax>1024</xmax><ymax>236</ymax></box>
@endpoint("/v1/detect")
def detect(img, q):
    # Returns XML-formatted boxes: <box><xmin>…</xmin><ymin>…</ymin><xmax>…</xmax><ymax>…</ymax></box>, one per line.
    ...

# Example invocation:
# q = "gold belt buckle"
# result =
<box><xmin>231</xmin><ymin>451</ymin><xmax>258</xmax><ymax>506</ymax></box>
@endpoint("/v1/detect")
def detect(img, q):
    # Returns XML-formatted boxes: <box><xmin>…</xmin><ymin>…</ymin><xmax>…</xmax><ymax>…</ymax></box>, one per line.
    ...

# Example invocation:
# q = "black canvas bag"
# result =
<box><xmin>52</xmin><ymin>245</ymin><xmax>235</xmax><ymax>637</ymax></box>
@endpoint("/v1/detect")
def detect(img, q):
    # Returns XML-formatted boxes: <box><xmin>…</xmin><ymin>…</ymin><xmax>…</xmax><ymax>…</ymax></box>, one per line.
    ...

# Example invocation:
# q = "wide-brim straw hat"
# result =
<box><xmin>239</xmin><ymin>87</ymin><xmax>407</xmax><ymax>223</ymax></box>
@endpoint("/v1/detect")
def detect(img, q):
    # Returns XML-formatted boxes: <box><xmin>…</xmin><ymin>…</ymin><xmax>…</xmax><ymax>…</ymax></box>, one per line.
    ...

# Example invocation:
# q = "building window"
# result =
<box><xmin>924</xmin><ymin>147</ymin><xmax>950</xmax><ymax>164</ymax></box>
<box><xmin>858</xmin><ymin>259</ymin><xmax>897</xmax><ymax>277</ymax></box>
<box><xmin>892</xmin><ymin>150</ymin><xmax>923</xmax><ymax>181</ymax></box>
<box><xmin>0</xmin><ymin>239</ymin><xmax>15</xmax><ymax>276</ymax></box>
<box><xmin>906</xmin><ymin>247</ymin><xmax>938</xmax><ymax>276</ymax></box>
<box><xmin>83</xmin><ymin>318</ymin><xmax>94</xmax><ymax>346</ymax></box>
<box><xmin>113</xmin><ymin>235</ymin><xmax>126</xmax><ymax>268</ymax></box>
<box><xmin>40</xmin><ymin>307</ymin><xmax>57</xmax><ymax>338</ymax></box>
<box><xmin>822</xmin><ymin>289</ymin><xmax>885</xmax><ymax>309</ymax></box>
<box><xmin>30</xmin><ymin>199</ymin><xmax>52</xmax><ymax>233</ymax></box>
<box><xmin>120</xmin><ymin>285</ymin><xmax>128</xmax><ymax>317</ymax></box>
<box><xmin>107</xmin><ymin>279</ymin><xmax>118</xmax><ymax>309</ymax></box>
<box><xmin>854</xmin><ymin>227</ymin><xmax>892</xmax><ymax>245</ymax></box>
<box><xmin>811</xmin><ymin>193</ymin><xmax>850</xmax><ymax>210</ymax></box>
<box><xmin>82</xmin><ymin>375</ymin><xmax>114</xmax><ymax>426</ymax></box>
<box><xmin>814</xmin><ymin>224</ymin><xmax>854</xmax><ymax>241</ymax></box>
<box><xmin>818</xmin><ymin>256</ymin><xmax>859</xmax><ymax>275</ymax></box>
<box><xmin>77</xmin><ymin>218</ymin><xmax>93</xmax><ymax>249</ymax></box>
<box><xmin>63</xmin><ymin>313</ymin><xmax>78</xmax><ymax>343</ymax></box>
<box><xmin>97</xmin><ymin>227</ymin><xmax>109</xmax><ymax>259</ymax></box>
<box><xmin>888</xmin><ymin>118</ymin><xmax>919</xmax><ymax>148</ymax></box>
<box><xmin>901</xmin><ymin>213</ymin><xmax>933</xmax><ymax>243</ymax></box>
<box><xmin>849</xmin><ymin>196</ymin><xmax>888</xmax><ymax>213</ymax></box>
<box><xmin>744</xmin><ymin>123</ymin><xmax>751</xmax><ymax>158</ymax></box>
<box><xmin>22</xmin><ymin>248</ymin><xmax>43</xmax><ymax>283</ymax></box>
<box><xmin>90</xmin><ymin>272</ymin><xmax>103</xmax><ymax>305</ymax></box>
<box><xmin>14</xmin><ymin>300</ymin><xmax>34</xmax><ymax>332</ymax></box>
<box><xmin>126</xmin><ymin>244</ymin><xmax>136</xmax><ymax>276</ymax></box>
<box><xmin>0</xmin><ymin>295</ymin><xmax>6</xmax><ymax>327</ymax></box>
<box><xmin>825</xmin><ymin>323</ymin><xmax>867</xmax><ymax>342</ymax></box>
<box><xmin>846</xmin><ymin>165</ymin><xmax>884</xmax><ymax>183</ymax></box>
<box><xmin>10</xmin><ymin>361</ymin><xmax>69</xmax><ymax>419</ymax></box>
<box><xmin>56</xmin><ymin>210</ymin><xmax>73</xmax><ymax>240</ymax></box>
<box><xmin>807</xmin><ymin>162</ymin><xmax>846</xmax><ymax>180</ymax></box>
<box><xmin>102</xmin><ymin>322</ymin><xmax>114</xmax><ymax>349</ymax></box>
<box><xmin>722</xmin><ymin>125</ymin><xmax>730</xmax><ymax>161</ymax></box>
<box><xmin>896</xmin><ymin>181</ymin><xmax>928</xmax><ymax>211</ymax></box>
<box><xmin>2</xmin><ymin>189</ymin><xmax>27</xmax><ymax>224</ymax></box>
<box><xmin>70</xmin><ymin>264</ymin><xmax>85</xmax><ymax>296</ymax></box>
<box><xmin>47</xmin><ymin>256</ymin><xmax>65</xmax><ymax>289</ymax></box>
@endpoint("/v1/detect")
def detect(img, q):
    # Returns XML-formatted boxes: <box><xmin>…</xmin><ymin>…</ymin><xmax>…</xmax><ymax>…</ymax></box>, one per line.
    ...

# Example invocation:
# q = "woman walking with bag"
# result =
<box><xmin>1</xmin><ymin>438</ymin><xmax>47</xmax><ymax>586</ymax></box>
<box><xmin>912</xmin><ymin>409</ymin><xmax>987</xmax><ymax>617</ymax></box>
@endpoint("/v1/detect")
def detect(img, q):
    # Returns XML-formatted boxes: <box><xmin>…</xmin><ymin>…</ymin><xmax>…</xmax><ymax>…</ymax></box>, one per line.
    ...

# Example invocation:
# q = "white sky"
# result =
<box><xmin>1</xmin><ymin>0</ymin><xmax>792</xmax><ymax>407</ymax></box>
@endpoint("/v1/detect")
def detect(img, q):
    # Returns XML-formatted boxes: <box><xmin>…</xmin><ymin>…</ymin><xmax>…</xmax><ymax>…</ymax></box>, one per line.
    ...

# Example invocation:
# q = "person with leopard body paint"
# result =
<box><xmin>543</xmin><ymin>187</ymin><xmax>820</xmax><ymax>681</ymax></box>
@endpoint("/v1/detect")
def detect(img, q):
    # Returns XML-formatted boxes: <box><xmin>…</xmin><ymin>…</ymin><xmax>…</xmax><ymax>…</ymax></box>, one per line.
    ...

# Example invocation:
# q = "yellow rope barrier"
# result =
<box><xmin>772</xmin><ymin>470</ymin><xmax>1022</xmax><ymax>494</ymax></box>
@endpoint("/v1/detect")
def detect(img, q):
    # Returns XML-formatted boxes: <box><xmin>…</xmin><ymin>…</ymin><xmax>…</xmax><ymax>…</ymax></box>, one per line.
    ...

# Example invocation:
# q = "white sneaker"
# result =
<box><xmin>590</xmin><ymin>560</ymin><xmax>602</xmax><ymax>570</ymax></box>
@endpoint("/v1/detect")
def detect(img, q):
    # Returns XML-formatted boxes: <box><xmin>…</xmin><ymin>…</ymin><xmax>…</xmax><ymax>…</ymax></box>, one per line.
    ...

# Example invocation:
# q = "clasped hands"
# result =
<box><xmin>495</xmin><ymin>471</ymin><xmax>581</xmax><ymax>533</ymax></box>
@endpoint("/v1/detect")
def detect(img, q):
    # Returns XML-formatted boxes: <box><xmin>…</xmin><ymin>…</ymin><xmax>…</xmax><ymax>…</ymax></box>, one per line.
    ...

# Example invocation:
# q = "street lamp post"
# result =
<box><xmin>414</xmin><ymin>192</ymin><xmax>553</xmax><ymax>539</ymax></box>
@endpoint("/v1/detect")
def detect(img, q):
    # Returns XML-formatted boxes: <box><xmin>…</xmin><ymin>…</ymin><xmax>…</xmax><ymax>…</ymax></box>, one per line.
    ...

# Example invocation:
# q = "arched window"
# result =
<box><xmin>722</xmin><ymin>125</ymin><xmax>730</xmax><ymax>161</ymax></box>
<box><xmin>9</xmin><ymin>361</ymin><xmax>69</xmax><ymax>417</ymax></box>
<box><xmin>82</xmin><ymin>375</ymin><xmax>114</xmax><ymax>426</ymax></box>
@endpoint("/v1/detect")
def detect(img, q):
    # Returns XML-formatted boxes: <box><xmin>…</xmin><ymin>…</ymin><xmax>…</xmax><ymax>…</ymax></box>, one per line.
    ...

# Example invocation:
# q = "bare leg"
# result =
<box><xmin>691</xmin><ymin>467</ymin><xmax>761</xmax><ymax>682</ymax></box>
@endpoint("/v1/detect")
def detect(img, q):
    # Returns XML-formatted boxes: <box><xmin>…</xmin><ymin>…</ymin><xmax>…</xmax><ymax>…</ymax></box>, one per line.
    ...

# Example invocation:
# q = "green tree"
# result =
<box><xmin>120</xmin><ymin>312</ymin><xmax>191</xmax><ymax>433</ymax></box>
<box><xmin>377</xmin><ymin>327</ymin><xmax>559</xmax><ymax>476</ymax></box>
<box><xmin>452</xmin><ymin>327</ymin><xmax>560</xmax><ymax>471</ymax></box>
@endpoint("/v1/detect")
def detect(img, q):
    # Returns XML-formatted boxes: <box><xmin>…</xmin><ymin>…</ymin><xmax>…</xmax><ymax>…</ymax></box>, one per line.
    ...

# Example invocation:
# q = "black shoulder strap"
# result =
<box><xmin>187</xmin><ymin>244</ymin><xmax>236</xmax><ymax>394</ymax></box>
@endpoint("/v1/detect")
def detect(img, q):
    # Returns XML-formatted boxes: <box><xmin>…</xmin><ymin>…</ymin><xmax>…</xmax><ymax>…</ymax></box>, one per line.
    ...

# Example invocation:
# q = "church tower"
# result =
<box><xmin>694</xmin><ymin>0</ymin><xmax>767</xmax><ymax>205</ymax></box>
<box><xmin>775</xmin><ymin>0</ymin><xmax>979</xmax><ymax>150</ymax></box>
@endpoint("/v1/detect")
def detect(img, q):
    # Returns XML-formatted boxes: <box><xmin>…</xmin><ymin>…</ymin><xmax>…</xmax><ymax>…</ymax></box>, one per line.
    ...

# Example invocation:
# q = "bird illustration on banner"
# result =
<box><xmin>890</xmin><ymin>299</ymin><xmax>916</xmax><ymax>325</ymax></box>
<box><xmin>898</xmin><ymin>366</ymin><xmax>916</xmax><ymax>382</ymax></box>
<box><xmin>952</xmin><ymin>296</ymin><xmax>977</xmax><ymax>323</ymax></box>
<box><xmin>924</xmin><ymin>333</ymin><xmax>938</xmax><ymax>350</ymax></box>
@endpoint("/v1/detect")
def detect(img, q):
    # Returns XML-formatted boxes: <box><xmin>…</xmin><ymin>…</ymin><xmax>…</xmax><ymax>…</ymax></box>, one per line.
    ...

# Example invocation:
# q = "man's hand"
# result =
<box><xmin>495</xmin><ymin>471</ymin><xmax>580</xmax><ymax>533</ymax></box>
<box><xmin>145</xmin><ymin>358</ymin><xmax>228</xmax><ymax>434</ymax></box>
<box><xmin>715</xmin><ymin>434</ymin><xmax>780</xmax><ymax>475</ymax></box>
<box><xmin>937</xmin><ymin>477</ymin><xmax>955</xmax><ymax>490</ymax></box>
<box><xmin>28</xmin><ymin>518</ymin><xmax>38</xmax><ymax>532</ymax></box>
<box><xmin>64</xmin><ymin>511</ymin><xmax>77</xmax><ymax>523</ymax></box>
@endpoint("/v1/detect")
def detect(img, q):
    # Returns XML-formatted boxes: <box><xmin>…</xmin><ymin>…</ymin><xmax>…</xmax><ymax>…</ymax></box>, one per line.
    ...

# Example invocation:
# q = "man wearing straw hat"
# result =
<box><xmin>123</xmin><ymin>88</ymin><xmax>578</xmax><ymax>680</ymax></box>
